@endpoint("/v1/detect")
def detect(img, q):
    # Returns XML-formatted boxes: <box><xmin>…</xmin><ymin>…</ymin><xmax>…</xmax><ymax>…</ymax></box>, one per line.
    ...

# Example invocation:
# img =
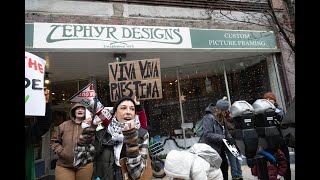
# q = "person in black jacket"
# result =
<box><xmin>25</xmin><ymin>87</ymin><xmax>52</xmax><ymax>180</ymax></box>
<box><xmin>201</xmin><ymin>97</ymin><xmax>234</xmax><ymax>180</ymax></box>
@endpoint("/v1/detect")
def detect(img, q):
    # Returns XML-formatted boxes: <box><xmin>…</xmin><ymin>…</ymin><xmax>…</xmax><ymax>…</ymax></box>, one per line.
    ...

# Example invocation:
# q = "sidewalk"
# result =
<box><xmin>40</xmin><ymin>153</ymin><xmax>295</xmax><ymax>180</ymax></box>
<box><xmin>40</xmin><ymin>163</ymin><xmax>295</xmax><ymax>180</ymax></box>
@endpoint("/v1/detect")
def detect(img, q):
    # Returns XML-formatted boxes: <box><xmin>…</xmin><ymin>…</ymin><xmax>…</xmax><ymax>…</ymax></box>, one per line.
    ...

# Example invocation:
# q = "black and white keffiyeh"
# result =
<box><xmin>73</xmin><ymin>143</ymin><xmax>95</xmax><ymax>169</ymax></box>
<box><xmin>108</xmin><ymin>115</ymin><xmax>141</xmax><ymax>166</ymax></box>
<box><xmin>73</xmin><ymin>115</ymin><xmax>141</xmax><ymax>168</ymax></box>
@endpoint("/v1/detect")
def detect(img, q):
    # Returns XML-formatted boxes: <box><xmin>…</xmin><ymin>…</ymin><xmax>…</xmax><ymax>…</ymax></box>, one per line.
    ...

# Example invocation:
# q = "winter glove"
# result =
<box><xmin>78</xmin><ymin>127</ymin><xmax>96</xmax><ymax>146</ymax></box>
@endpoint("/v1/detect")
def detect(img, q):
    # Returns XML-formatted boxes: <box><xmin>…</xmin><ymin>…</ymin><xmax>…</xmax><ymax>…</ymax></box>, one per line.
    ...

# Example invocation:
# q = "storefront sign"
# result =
<box><xmin>190</xmin><ymin>29</ymin><xmax>277</xmax><ymax>49</ymax></box>
<box><xmin>26</xmin><ymin>23</ymin><xmax>278</xmax><ymax>50</ymax></box>
<box><xmin>32</xmin><ymin>23</ymin><xmax>191</xmax><ymax>49</ymax></box>
<box><xmin>25</xmin><ymin>51</ymin><xmax>46</xmax><ymax>116</ymax></box>
<box><xmin>109</xmin><ymin>58</ymin><xmax>162</xmax><ymax>102</ymax></box>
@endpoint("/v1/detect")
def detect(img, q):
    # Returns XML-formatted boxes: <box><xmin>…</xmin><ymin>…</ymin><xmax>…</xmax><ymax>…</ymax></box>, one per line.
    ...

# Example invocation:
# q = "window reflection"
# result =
<box><xmin>225</xmin><ymin>57</ymin><xmax>271</xmax><ymax>104</ymax></box>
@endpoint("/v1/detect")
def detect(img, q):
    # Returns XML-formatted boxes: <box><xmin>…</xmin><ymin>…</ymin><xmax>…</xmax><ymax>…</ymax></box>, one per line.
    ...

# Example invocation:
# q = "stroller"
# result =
<box><xmin>149</xmin><ymin>136</ymin><xmax>166</xmax><ymax>178</ymax></box>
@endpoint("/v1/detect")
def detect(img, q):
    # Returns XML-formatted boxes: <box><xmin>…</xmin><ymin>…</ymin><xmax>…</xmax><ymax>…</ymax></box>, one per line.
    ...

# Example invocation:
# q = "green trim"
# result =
<box><xmin>190</xmin><ymin>29</ymin><xmax>277</xmax><ymax>50</ymax></box>
<box><xmin>25</xmin><ymin>23</ymin><xmax>34</xmax><ymax>48</ymax></box>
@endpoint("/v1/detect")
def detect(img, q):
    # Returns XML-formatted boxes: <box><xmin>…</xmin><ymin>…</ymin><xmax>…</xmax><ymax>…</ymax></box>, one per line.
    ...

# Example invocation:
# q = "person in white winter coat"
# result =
<box><xmin>164</xmin><ymin>143</ymin><xmax>223</xmax><ymax>180</ymax></box>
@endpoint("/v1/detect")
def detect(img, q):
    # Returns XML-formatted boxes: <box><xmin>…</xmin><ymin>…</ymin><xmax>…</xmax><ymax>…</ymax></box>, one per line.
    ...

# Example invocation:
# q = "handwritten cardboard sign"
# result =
<box><xmin>108</xmin><ymin>58</ymin><xmax>162</xmax><ymax>102</ymax></box>
<box><xmin>25</xmin><ymin>51</ymin><xmax>46</xmax><ymax>116</ymax></box>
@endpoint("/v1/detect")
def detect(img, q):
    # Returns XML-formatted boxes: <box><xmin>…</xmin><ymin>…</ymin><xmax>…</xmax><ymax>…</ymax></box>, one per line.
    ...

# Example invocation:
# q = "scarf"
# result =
<box><xmin>107</xmin><ymin>115</ymin><xmax>141</xmax><ymax>166</ymax></box>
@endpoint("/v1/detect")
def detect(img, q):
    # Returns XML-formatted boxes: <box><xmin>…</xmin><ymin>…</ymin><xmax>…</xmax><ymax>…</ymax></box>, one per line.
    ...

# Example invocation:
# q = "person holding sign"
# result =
<box><xmin>25</xmin><ymin>87</ymin><xmax>52</xmax><ymax>180</ymax></box>
<box><xmin>50</xmin><ymin>103</ymin><xmax>94</xmax><ymax>180</ymax></box>
<box><xmin>78</xmin><ymin>96</ymin><xmax>150</xmax><ymax>180</ymax></box>
<box><xmin>133</xmin><ymin>96</ymin><xmax>148</xmax><ymax>130</ymax></box>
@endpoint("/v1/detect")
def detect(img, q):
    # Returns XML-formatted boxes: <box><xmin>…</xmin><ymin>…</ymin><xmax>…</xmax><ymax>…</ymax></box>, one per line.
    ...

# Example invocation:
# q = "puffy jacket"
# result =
<box><xmin>50</xmin><ymin>103</ymin><xmax>85</xmax><ymax>168</ymax></box>
<box><xmin>164</xmin><ymin>143</ymin><xmax>223</xmax><ymax>180</ymax></box>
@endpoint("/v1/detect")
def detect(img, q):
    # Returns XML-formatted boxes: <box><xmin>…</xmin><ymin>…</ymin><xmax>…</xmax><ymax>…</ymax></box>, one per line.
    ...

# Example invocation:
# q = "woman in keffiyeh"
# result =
<box><xmin>77</xmin><ymin>96</ymin><xmax>149</xmax><ymax>180</ymax></box>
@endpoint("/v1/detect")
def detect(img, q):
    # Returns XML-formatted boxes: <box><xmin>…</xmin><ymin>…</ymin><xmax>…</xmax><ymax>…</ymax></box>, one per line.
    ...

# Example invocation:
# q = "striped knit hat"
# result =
<box><xmin>216</xmin><ymin>96</ymin><xmax>230</xmax><ymax>111</ymax></box>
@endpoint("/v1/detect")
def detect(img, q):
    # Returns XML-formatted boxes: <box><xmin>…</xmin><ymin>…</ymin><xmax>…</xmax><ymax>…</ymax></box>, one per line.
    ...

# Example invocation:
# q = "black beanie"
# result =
<box><xmin>112</xmin><ymin>96</ymin><xmax>136</xmax><ymax>115</ymax></box>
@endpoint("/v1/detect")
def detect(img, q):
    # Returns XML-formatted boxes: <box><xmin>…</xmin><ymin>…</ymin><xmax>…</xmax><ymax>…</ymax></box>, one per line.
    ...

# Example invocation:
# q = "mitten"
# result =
<box><xmin>123</xmin><ymin>128</ymin><xmax>139</xmax><ymax>158</ymax></box>
<box><xmin>78</xmin><ymin>127</ymin><xmax>95</xmax><ymax>145</ymax></box>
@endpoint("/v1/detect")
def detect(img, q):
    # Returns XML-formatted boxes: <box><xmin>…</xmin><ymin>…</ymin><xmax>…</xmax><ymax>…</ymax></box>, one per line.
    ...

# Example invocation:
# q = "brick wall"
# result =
<box><xmin>25</xmin><ymin>13</ymin><xmax>270</xmax><ymax>31</ymax></box>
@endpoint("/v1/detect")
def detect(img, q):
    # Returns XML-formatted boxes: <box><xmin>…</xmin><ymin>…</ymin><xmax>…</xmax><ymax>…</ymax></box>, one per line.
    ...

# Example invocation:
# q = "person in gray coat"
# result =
<box><xmin>200</xmin><ymin>97</ymin><xmax>234</xmax><ymax>180</ymax></box>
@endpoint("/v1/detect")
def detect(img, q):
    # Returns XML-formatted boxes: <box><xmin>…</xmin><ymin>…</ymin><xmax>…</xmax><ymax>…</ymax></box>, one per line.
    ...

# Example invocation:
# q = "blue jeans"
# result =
<box><xmin>226</xmin><ymin>149</ymin><xmax>243</xmax><ymax>178</ymax></box>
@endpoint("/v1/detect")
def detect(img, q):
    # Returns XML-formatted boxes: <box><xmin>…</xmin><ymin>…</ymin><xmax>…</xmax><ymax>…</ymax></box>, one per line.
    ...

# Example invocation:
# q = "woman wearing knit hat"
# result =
<box><xmin>263</xmin><ymin>92</ymin><xmax>291</xmax><ymax>180</ymax></box>
<box><xmin>77</xmin><ymin>96</ymin><xmax>150</xmax><ymax>180</ymax></box>
<box><xmin>98</xmin><ymin>96</ymin><xmax>150</xmax><ymax>180</ymax></box>
<box><xmin>200</xmin><ymin>96</ymin><xmax>235</xmax><ymax>180</ymax></box>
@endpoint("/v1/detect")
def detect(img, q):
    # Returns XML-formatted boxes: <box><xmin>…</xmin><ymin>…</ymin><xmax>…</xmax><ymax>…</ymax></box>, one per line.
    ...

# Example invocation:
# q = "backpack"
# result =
<box><xmin>195</xmin><ymin>117</ymin><xmax>204</xmax><ymax>137</ymax></box>
<box><xmin>195</xmin><ymin>113</ymin><xmax>214</xmax><ymax>138</ymax></box>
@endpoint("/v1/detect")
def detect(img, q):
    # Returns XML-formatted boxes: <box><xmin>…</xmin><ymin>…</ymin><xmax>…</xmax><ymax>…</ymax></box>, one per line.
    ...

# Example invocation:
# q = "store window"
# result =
<box><xmin>51</xmin><ymin>81</ymin><xmax>78</xmax><ymax>106</ymax></box>
<box><xmin>225</xmin><ymin>56</ymin><xmax>271</xmax><ymax>104</ymax></box>
<box><xmin>96</xmin><ymin>79</ymin><xmax>112</xmax><ymax>107</ymax></box>
<box><xmin>179</xmin><ymin>61</ymin><xmax>227</xmax><ymax>122</ymax></box>
<box><xmin>143</xmin><ymin>60</ymin><xmax>227</xmax><ymax>137</ymax></box>
<box><xmin>50</xmin><ymin>80</ymin><xmax>90</xmax><ymax>137</ymax></box>
<box><xmin>144</xmin><ymin>55</ymin><xmax>273</xmax><ymax>138</ymax></box>
<box><xmin>48</xmin><ymin>55</ymin><xmax>274</xmax><ymax>140</ymax></box>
